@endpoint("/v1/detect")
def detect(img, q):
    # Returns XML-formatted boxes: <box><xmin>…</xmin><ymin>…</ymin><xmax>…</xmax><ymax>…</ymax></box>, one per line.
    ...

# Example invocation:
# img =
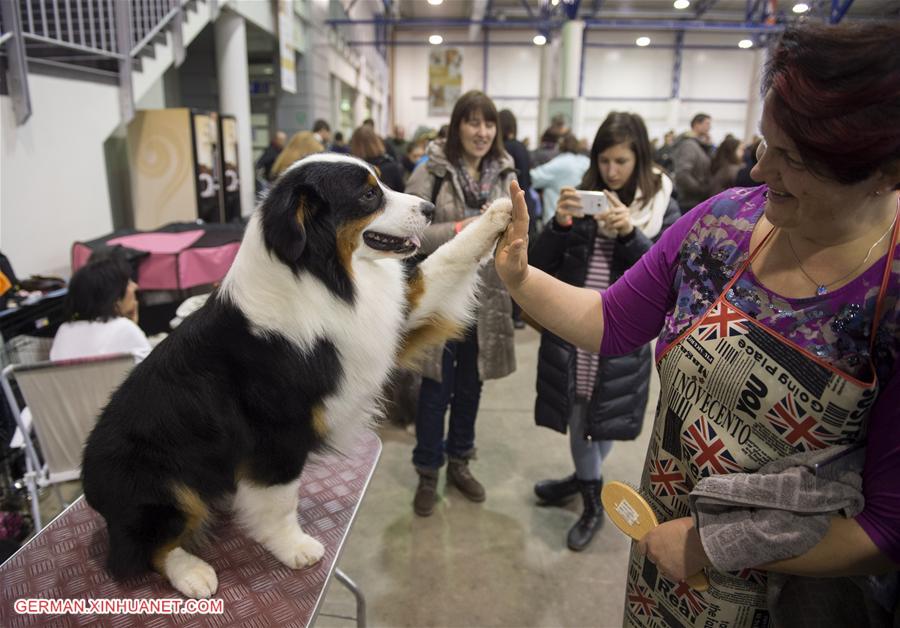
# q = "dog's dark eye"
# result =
<box><xmin>362</xmin><ymin>188</ymin><xmax>379</xmax><ymax>201</ymax></box>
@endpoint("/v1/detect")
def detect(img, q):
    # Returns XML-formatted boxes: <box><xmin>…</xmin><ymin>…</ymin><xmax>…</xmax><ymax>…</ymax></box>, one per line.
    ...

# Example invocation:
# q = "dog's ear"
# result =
<box><xmin>259</xmin><ymin>178</ymin><xmax>322</xmax><ymax>269</ymax></box>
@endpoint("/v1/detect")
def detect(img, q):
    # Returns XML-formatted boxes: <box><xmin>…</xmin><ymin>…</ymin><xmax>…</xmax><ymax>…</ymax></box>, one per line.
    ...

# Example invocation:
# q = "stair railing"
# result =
<box><xmin>0</xmin><ymin>0</ymin><xmax>194</xmax><ymax>125</ymax></box>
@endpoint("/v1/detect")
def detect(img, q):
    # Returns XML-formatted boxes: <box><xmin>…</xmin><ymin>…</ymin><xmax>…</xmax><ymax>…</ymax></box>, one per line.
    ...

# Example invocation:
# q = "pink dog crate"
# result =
<box><xmin>71</xmin><ymin>223</ymin><xmax>244</xmax><ymax>290</ymax></box>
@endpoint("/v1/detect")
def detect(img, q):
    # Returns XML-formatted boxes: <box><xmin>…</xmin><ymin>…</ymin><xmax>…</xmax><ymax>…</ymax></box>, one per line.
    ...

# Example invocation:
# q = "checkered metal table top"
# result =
<box><xmin>0</xmin><ymin>430</ymin><xmax>382</xmax><ymax>627</ymax></box>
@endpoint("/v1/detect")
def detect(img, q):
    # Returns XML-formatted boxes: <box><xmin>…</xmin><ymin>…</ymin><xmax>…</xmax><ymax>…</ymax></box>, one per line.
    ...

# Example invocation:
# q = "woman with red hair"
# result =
<box><xmin>496</xmin><ymin>21</ymin><xmax>900</xmax><ymax>627</ymax></box>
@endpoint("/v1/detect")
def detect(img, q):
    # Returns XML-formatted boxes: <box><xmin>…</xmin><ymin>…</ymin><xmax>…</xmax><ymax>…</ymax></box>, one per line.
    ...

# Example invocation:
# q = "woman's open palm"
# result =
<box><xmin>495</xmin><ymin>180</ymin><xmax>530</xmax><ymax>289</ymax></box>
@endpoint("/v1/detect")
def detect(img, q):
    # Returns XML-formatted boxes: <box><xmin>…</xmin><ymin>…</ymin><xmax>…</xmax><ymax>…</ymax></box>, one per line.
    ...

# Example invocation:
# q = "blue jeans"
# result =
<box><xmin>412</xmin><ymin>328</ymin><xmax>483</xmax><ymax>471</ymax></box>
<box><xmin>569</xmin><ymin>399</ymin><xmax>612</xmax><ymax>481</ymax></box>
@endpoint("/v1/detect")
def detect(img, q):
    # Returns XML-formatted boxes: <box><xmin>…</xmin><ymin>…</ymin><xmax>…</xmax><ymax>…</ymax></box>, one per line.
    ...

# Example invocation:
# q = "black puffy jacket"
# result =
<box><xmin>530</xmin><ymin>196</ymin><xmax>680</xmax><ymax>441</ymax></box>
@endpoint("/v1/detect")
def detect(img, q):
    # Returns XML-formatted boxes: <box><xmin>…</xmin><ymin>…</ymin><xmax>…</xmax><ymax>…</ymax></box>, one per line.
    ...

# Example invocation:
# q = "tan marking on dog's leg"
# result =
<box><xmin>336</xmin><ymin>216</ymin><xmax>376</xmax><ymax>278</ymax></box>
<box><xmin>397</xmin><ymin>316</ymin><xmax>466</xmax><ymax>369</ymax></box>
<box><xmin>312</xmin><ymin>405</ymin><xmax>328</xmax><ymax>439</ymax></box>
<box><xmin>151</xmin><ymin>485</ymin><xmax>217</xmax><ymax>598</ymax></box>
<box><xmin>150</xmin><ymin>485</ymin><xmax>210</xmax><ymax>570</ymax></box>
<box><xmin>405</xmin><ymin>267</ymin><xmax>426</xmax><ymax>313</ymax></box>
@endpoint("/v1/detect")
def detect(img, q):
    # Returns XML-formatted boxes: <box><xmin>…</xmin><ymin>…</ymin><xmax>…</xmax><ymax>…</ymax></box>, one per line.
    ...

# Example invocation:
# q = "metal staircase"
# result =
<box><xmin>0</xmin><ymin>0</ymin><xmax>213</xmax><ymax>125</ymax></box>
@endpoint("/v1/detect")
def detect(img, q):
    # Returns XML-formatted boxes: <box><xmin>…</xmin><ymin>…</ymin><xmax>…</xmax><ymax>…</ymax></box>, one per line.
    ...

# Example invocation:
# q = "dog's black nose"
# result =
<box><xmin>420</xmin><ymin>201</ymin><xmax>435</xmax><ymax>222</ymax></box>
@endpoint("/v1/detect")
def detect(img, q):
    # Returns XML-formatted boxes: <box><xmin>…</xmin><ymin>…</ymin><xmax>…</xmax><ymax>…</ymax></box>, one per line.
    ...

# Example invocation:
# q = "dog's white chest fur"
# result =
<box><xmin>320</xmin><ymin>258</ymin><xmax>407</xmax><ymax>444</ymax></box>
<box><xmin>222</xmin><ymin>218</ymin><xmax>406</xmax><ymax>448</ymax></box>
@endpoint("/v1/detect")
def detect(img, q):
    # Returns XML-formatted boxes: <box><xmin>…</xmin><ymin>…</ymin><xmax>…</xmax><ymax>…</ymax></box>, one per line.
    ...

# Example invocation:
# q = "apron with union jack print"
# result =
<box><xmin>623</xmin><ymin>217</ymin><xmax>900</xmax><ymax>628</ymax></box>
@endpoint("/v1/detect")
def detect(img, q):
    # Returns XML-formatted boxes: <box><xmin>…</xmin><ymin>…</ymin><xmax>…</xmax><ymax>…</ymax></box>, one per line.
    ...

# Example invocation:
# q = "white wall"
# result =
<box><xmin>1</xmin><ymin>74</ymin><xmax>120</xmax><ymax>278</ymax></box>
<box><xmin>392</xmin><ymin>26</ymin><xmax>762</xmax><ymax>147</ymax></box>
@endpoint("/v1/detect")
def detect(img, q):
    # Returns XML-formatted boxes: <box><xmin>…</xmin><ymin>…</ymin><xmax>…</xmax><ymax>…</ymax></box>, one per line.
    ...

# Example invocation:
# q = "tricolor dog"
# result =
<box><xmin>82</xmin><ymin>154</ymin><xmax>513</xmax><ymax>598</ymax></box>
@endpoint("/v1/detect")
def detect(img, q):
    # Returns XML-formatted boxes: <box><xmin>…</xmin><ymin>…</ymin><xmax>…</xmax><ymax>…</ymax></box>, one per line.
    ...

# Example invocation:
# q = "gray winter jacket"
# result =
<box><xmin>404</xmin><ymin>140</ymin><xmax>517</xmax><ymax>383</ymax></box>
<box><xmin>672</xmin><ymin>134</ymin><xmax>713</xmax><ymax>211</ymax></box>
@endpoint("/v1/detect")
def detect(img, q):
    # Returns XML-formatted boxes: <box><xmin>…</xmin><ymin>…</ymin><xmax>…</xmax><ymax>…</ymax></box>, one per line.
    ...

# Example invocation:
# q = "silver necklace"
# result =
<box><xmin>785</xmin><ymin>216</ymin><xmax>897</xmax><ymax>296</ymax></box>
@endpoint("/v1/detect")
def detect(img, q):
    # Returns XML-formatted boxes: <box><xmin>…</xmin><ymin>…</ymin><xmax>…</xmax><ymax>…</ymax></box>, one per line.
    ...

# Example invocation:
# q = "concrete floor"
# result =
<box><xmin>33</xmin><ymin>326</ymin><xmax>657</xmax><ymax>627</ymax></box>
<box><xmin>315</xmin><ymin>326</ymin><xmax>657</xmax><ymax>628</ymax></box>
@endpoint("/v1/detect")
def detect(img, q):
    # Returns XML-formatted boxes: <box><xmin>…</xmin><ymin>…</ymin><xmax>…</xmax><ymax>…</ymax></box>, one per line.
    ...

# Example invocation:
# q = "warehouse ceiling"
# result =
<box><xmin>390</xmin><ymin>0</ymin><xmax>899</xmax><ymax>26</ymax></box>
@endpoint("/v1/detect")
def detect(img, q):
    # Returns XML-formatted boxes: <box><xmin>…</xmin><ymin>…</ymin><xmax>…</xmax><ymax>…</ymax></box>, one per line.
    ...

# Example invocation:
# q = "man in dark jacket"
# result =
<box><xmin>255</xmin><ymin>131</ymin><xmax>286</xmax><ymax>182</ymax></box>
<box><xmin>672</xmin><ymin>113</ymin><xmax>714</xmax><ymax>213</ymax></box>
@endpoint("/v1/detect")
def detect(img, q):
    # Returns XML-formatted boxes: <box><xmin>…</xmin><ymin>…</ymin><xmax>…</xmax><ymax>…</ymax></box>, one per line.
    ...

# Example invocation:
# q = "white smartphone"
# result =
<box><xmin>574</xmin><ymin>190</ymin><xmax>610</xmax><ymax>215</ymax></box>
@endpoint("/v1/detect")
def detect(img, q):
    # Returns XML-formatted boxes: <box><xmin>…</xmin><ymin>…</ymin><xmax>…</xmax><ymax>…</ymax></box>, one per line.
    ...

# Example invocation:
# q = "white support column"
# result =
<box><xmin>215</xmin><ymin>9</ymin><xmax>255</xmax><ymax>216</ymax></box>
<box><xmin>560</xmin><ymin>20</ymin><xmax>585</xmax><ymax>137</ymax></box>
<box><xmin>536</xmin><ymin>38</ymin><xmax>559</xmax><ymax>142</ymax></box>
<box><xmin>743</xmin><ymin>47</ymin><xmax>766</xmax><ymax>142</ymax></box>
<box><xmin>560</xmin><ymin>20</ymin><xmax>584</xmax><ymax>99</ymax></box>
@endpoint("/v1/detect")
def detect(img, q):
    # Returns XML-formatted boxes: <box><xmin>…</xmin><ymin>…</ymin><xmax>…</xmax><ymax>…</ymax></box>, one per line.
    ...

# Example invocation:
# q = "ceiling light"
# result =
<box><xmin>533</xmin><ymin>34</ymin><xmax>547</xmax><ymax>46</ymax></box>
<box><xmin>792</xmin><ymin>2</ymin><xmax>809</xmax><ymax>12</ymax></box>
<box><xmin>673</xmin><ymin>0</ymin><xmax>690</xmax><ymax>9</ymax></box>
<box><xmin>427</xmin><ymin>0</ymin><xmax>443</xmax><ymax>5</ymax></box>
<box><xmin>429</xmin><ymin>34</ymin><xmax>443</xmax><ymax>45</ymax></box>
<box><xmin>635</xmin><ymin>36</ymin><xmax>651</xmax><ymax>47</ymax></box>
<box><xmin>738</xmin><ymin>39</ymin><xmax>753</xmax><ymax>48</ymax></box>
<box><xmin>551</xmin><ymin>0</ymin><xmax>560</xmax><ymax>5</ymax></box>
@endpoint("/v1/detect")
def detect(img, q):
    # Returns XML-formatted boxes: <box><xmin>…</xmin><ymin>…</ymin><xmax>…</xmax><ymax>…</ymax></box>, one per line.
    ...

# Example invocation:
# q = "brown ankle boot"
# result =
<box><xmin>413</xmin><ymin>469</ymin><xmax>439</xmax><ymax>517</ymax></box>
<box><xmin>447</xmin><ymin>457</ymin><xmax>486</xmax><ymax>502</ymax></box>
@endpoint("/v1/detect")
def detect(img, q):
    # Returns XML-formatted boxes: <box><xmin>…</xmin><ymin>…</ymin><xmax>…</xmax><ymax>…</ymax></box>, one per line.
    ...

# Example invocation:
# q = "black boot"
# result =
<box><xmin>567</xmin><ymin>479</ymin><xmax>604</xmax><ymax>551</ymax></box>
<box><xmin>534</xmin><ymin>473</ymin><xmax>578</xmax><ymax>504</ymax></box>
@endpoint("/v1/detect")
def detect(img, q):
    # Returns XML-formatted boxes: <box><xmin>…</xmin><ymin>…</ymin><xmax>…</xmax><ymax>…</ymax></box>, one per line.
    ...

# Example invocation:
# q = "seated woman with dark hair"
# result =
<box><xmin>50</xmin><ymin>257</ymin><xmax>151</xmax><ymax>362</ymax></box>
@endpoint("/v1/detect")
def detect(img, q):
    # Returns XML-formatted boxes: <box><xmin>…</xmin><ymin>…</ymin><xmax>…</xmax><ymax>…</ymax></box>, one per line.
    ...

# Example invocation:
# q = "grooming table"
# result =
<box><xmin>0</xmin><ymin>430</ymin><xmax>382</xmax><ymax>627</ymax></box>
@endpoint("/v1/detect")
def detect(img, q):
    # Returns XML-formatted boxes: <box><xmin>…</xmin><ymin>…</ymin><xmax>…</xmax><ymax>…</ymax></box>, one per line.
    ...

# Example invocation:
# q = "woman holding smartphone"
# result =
<box><xmin>529</xmin><ymin>111</ymin><xmax>680</xmax><ymax>550</ymax></box>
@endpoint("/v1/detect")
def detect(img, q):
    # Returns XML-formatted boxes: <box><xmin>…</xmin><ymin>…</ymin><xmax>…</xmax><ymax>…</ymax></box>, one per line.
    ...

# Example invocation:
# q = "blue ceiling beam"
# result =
<box><xmin>830</xmin><ymin>0</ymin><xmax>854</xmax><ymax>23</ymax></box>
<box><xmin>562</xmin><ymin>0</ymin><xmax>581</xmax><ymax>20</ymax></box>
<box><xmin>582</xmin><ymin>18</ymin><xmax>782</xmax><ymax>32</ymax></box>
<box><xmin>694</xmin><ymin>0</ymin><xmax>719</xmax><ymax>18</ymax></box>
<box><xmin>326</xmin><ymin>17</ymin><xmax>784</xmax><ymax>33</ymax></box>
<box><xmin>519</xmin><ymin>0</ymin><xmax>537</xmax><ymax>21</ymax></box>
<box><xmin>671</xmin><ymin>30</ymin><xmax>684</xmax><ymax>99</ymax></box>
<box><xmin>745</xmin><ymin>0</ymin><xmax>764</xmax><ymax>22</ymax></box>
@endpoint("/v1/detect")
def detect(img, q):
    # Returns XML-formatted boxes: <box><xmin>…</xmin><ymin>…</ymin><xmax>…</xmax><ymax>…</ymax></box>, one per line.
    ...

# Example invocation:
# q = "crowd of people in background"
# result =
<box><xmin>248</xmin><ymin>101</ymin><xmax>770</xmax><ymax>543</ymax></box>
<box><xmin>254</xmin><ymin>108</ymin><xmax>762</xmax><ymax>235</ymax></box>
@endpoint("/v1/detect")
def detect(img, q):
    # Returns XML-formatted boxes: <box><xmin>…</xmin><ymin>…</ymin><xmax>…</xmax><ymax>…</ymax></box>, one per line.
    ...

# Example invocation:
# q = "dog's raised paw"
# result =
<box><xmin>165</xmin><ymin>548</ymin><xmax>219</xmax><ymax>599</ymax></box>
<box><xmin>270</xmin><ymin>532</ymin><xmax>326</xmax><ymax>569</ymax></box>
<box><xmin>483</xmin><ymin>198</ymin><xmax>513</xmax><ymax>232</ymax></box>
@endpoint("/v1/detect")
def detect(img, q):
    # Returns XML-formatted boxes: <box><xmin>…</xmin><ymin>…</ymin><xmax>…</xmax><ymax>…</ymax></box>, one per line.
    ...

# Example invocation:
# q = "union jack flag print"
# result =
<box><xmin>673</xmin><ymin>581</ymin><xmax>708</xmax><ymax>617</ymax></box>
<box><xmin>695</xmin><ymin>300</ymin><xmax>748</xmax><ymax>341</ymax></box>
<box><xmin>649</xmin><ymin>458</ymin><xmax>688</xmax><ymax>497</ymax></box>
<box><xmin>766</xmin><ymin>394</ymin><xmax>838</xmax><ymax>452</ymax></box>
<box><xmin>627</xmin><ymin>581</ymin><xmax>659</xmax><ymax>618</ymax></box>
<box><xmin>735</xmin><ymin>568</ymin><xmax>768</xmax><ymax>586</ymax></box>
<box><xmin>682</xmin><ymin>416</ymin><xmax>744</xmax><ymax>476</ymax></box>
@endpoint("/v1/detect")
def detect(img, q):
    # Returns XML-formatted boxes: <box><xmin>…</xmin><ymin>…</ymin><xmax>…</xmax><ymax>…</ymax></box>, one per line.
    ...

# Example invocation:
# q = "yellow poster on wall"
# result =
<box><xmin>278</xmin><ymin>0</ymin><xmax>296</xmax><ymax>94</ymax></box>
<box><xmin>428</xmin><ymin>48</ymin><xmax>462</xmax><ymax>116</ymax></box>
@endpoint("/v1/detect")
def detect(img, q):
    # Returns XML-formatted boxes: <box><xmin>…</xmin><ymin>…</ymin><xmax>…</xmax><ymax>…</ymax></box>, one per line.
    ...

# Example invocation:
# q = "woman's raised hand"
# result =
<box><xmin>601</xmin><ymin>190</ymin><xmax>634</xmax><ymax>237</ymax></box>
<box><xmin>495</xmin><ymin>180</ymin><xmax>530</xmax><ymax>290</ymax></box>
<box><xmin>555</xmin><ymin>187</ymin><xmax>584</xmax><ymax>227</ymax></box>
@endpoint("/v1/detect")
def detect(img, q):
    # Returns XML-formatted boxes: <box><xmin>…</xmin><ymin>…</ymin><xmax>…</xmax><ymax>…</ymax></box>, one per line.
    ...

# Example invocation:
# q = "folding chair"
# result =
<box><xmin>0</xmin><ymin>353</ymin><xmax>134</xmax><ymax>531</ymax></box>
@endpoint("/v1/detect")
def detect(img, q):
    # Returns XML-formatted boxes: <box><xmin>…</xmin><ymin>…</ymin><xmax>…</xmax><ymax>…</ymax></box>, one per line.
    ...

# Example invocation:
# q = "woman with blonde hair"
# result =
<box><xmin>269</xmin><ymin>131</ymin><xmax>323</xmax><ymax>180</ymax></box>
